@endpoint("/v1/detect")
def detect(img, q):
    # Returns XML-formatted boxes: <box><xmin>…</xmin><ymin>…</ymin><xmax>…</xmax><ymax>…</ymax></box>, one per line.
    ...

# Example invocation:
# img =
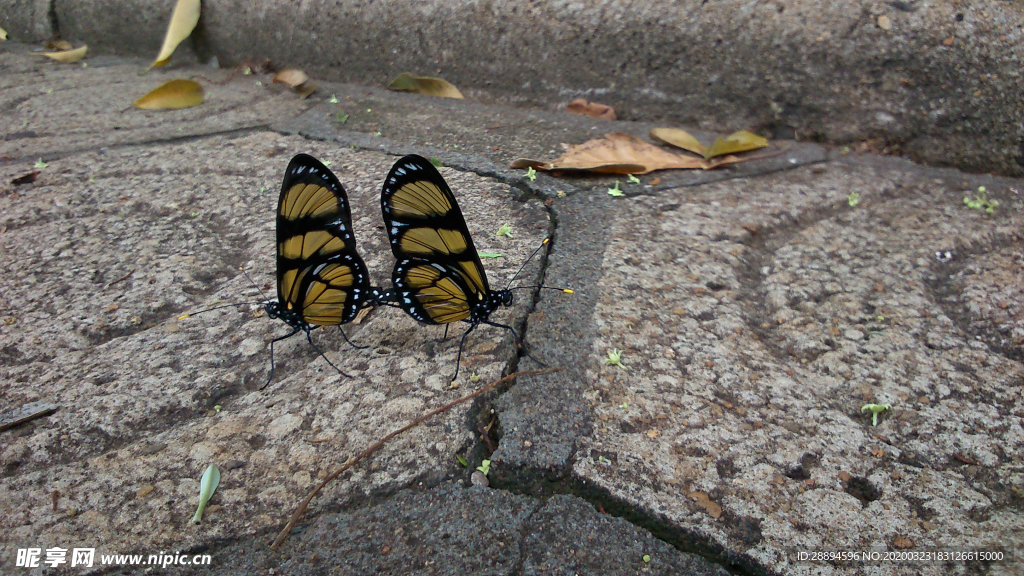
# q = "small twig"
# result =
<box><xmin>270</xmin><ymin>366</ymin><xmax>563</xmax><ymax>550</ymax></box>
<box><xmin>105</xmin><ymin>269</ymin><xmax>135</xmax><ymax>289</ymax></box>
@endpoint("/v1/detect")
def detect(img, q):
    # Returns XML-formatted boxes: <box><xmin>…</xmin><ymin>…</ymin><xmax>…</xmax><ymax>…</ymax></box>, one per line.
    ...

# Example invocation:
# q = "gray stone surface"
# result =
<box><xmin>2</xmin><ymin>44</ymin><xmax>1023</xmax><ymax>576</ymax></box>
<box><xmin>18</xmin><ymin>0</ymin><xmax>1024</xmax><ymax>176</ymax></box>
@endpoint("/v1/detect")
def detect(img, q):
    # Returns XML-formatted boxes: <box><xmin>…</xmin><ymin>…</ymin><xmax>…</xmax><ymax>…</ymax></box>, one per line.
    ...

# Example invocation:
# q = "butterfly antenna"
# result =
<box><xmin>240</xmin><ymin>267</ymin><xmax>272</xmax><ymax>303</ymax></box>
<box><xmin>484</xmin><ymin>320</ymin><xmax>547</xmax><ymax>368</ymax></box>
<box><xmin>176</xmin><ymin>301</ymin><xmax>259</xmax><ymax>320</ymax></box>
<box><xmin>505</xmin><ymin>238</ymin><xmax>552</xmax><ymax>290</ymax></box>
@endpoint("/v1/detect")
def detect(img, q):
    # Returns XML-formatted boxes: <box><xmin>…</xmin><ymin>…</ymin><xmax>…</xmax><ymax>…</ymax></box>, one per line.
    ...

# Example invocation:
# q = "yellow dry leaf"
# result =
<box><xmin>649</xmin><ymin>127</ymin><xmax>707</xmax><ymax>157</ymax></box>
<box><xmin>273</xmin><ymin>69</ymin><xmax>309</xmax><ymax>88</ymax></box>
<box><xmin>704</xmin><ymin>130</ymin><xmax>768</xmax><ymax>159</ymax></box>
<box><xmin>687</xmin><ymin>491</ymin><xmax>723</xmax><ymax>519</ymax></box>
<box><xmin>148</xmin><ymin>0</ymin><xmax>201</xmax><ymax>70</ymax></box>
<box><xmin>566</xmin><ymin>98</ymin><xmax>616</xmax><ymax>120</ymax></box>
<box><xmin>511</xmin><ymin>133</ymin><xmax>704</xmax><ymax>175</ymax></box>
<box><xmin>294</xmin><ymin>82</ymin><xmax>317</xmax><ymax>99</ymax></box>
<box><xmin>386</xmin><ymin>72</ymin><xmax>464</xmax><ymax>99</ymax></box>
<box><xmin>1</xmin><ymin>26</ymin><xmax>9</xmax><ymax>41</ymax></box>
<box><xmin>134</xmin><ymin>79</ymin><xmax>204</xmax><ymax>110</ymax></box>
<box><xmin>39</xmin><ymin>45</ymin><xmax>88</xmax><ymax>63</ymax></box>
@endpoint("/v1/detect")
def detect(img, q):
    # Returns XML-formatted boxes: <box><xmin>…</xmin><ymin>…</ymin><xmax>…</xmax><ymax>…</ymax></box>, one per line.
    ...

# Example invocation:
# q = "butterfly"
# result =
<box><xmin>261</xmin><ymin>153</ymin><xmax>385</xmax><ymax>386</ymax></box>
<box><xmin>380</xmin><ymin>154</ymin><xmax>566</xmax><ymax>382</ymax></box>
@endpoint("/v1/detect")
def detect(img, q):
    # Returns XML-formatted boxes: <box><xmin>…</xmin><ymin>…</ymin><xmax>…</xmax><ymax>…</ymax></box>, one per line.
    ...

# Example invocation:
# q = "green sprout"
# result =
<box><xmin>963</xmin><ymin>186</ymin><xmax>998</xmax><ymax>214</ymax></box>
<box><xmin>429</xmin><ymin>157</ymin><xmax>443</xmax><ymax>167</ymax></box>
<box><xmin>192</xmin><ymin>464</ymin><xmax>220</xmax><ymax>524</ymax></box>
<box><xmin>607</xmin><ymin>181</ymin><xmax>625</xmax><ymax>197</ymax></box>
<box><xmin>525</xmin><ymin>166</ymin><xmax>537</xmax><ymax>182</ymax></box>
<box><xmin>213</xmin><ymin>405</ymin><xmax>222</xmax><ymax>412</ymax></box>
<box><xmin>496</xmin><ymin>224</ymin><xmax>513</xmax><ymax>238</ymax></box>
<box><xmin>619</xmin><ymin>402</ymin><xmax>628</xmax><ymax>409</ymax></box>
<box><xmin>643</xmin><ymin>555</ymin><xmax>651</xmax><ymax>563</ymax></box>
<box><xmin>477</xmin><ymin>252</ymin><xmax>502</xmax><ymax>258</ymax></box>
<box><xmin>476</xmin><ymin>459</ymin><xmax>491</xmax><ymax>476</ymax></box>
<box><xmin>456</xmin><ymin>454</ymin><xmax>469</xmax><ymax>467</ymax></box>
<box><xmin>374</xmin><ymin>130</ymin><xmax>383</xmax><ymax>137</ymax></box>
<box><xmin>627</xmin><ymin>174</ymin><xmax>641</xmax><ymax>184</ymax></box>
<box><xmin>597</xmin><ymin>455</ymin><xmax>612</xmax><ymax>465</ymax></box>
<box><xmin>606</xmin><ymin>348</ymin><xmax>625</xmax><ymax>369</ymax></box>
<box><xmin>861</xmin><ymin>403</ymin><xmax>892</xmax><ymax>426</ymax></box>
<box><xmin>321</xmin><ymin>159</ymin><xmax>332</xmax><ymax>167</ymax></box>
<box><xmin>328</xmin><ymin>94</ymin><xmax>339</xmax><ymax>103</ymax></box>
<box><xmin>34</xmin><ymin>158</ymin><xmax>48</xmax><ymax>169</ymax></box>
<box><xmin>243</xmin><ymin>67</ymin><xmax>252</xmax><ymax>75</ymax></box>
<box><xmin>470</xmin><ymin>371</ymin><xmax>481</xmax><ymax>383</ymax></box>
<box><xmin>334</xmin><ymin>111</ymin><xmax>349</xmax><ymax>124</ymax></box>
<box><xmin>848</xmin><ymin>192</ymin><xmax>861</xmax><ymax>207</ymax></box>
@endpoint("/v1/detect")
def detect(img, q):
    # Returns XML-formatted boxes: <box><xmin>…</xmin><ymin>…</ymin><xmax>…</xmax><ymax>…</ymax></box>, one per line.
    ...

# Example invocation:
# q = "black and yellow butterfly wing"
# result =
<box><xmin>273</xmin><ymin>154</ymin><xmax>373</xmax><ymax>327</ymax></box>
<box><xmin>381</xmin><ymin>155</ymin><xmax>505</xmax><ymax>325</ymax></box>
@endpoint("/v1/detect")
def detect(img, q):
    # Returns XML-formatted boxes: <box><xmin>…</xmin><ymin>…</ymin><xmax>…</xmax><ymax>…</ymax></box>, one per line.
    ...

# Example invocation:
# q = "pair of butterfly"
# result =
<box><xmin>255</xmin><ymin>153</ymin><xmax>566</xmax><ymax>387</ymax></box>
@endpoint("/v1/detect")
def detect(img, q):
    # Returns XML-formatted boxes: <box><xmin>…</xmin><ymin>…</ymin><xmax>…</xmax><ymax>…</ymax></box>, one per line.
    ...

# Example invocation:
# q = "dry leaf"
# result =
<box><xmin>148</xmin><ymin>0</ymin><xmax>201</xmax><ymax>70</ymax></box>
<box><xmin>386</xmin><ymin>72</ymin><xmax>464</xmax><ymax>99</ymax></box>
<box><xmin>294</xmin><ymin>82</ymin><xmax>317</xmax><ymax>99</ymax></box>
<box><xmin>0</xmin><ymin>26</ymin><xmax>7</xmax><ymax>41</ymax></box>
<box><xmin>134</xmin><ymin>79</ymin><xmax>204</xmax><ymax>110</ymax></box>
<box><xmin>650</xmin><ymin>127</ymin><xmax>707</xmax><ymax>156</ymax></box>
<box><xmin>704</xmin><ymin>130</ymin><xmax>768</xmax><ymax>159</ymax></box>
<box><xmin>893</xmin><ymin>536</ymin><xmax>913</xmax><ymax>549</ymax></box>
<box><xmin>511</xmin><ymin>133</ymin><xmax>702</xmax><ymax>175</ymax></box>
<box><xmin>687</xmin><ymin>492</ymin><xmax>723</xmax><ymax>519</ymax></box>
<box><xmin>39</xmin><ymin>45</ymin><xmax>88</xmax><ymax>63</ymax></box>
<box><xmin>566</xmin><ymin>98</ymin><xmax>616</xmax><ymax>120</ymax></box>
<box><xmin>273</xmin><ymin>69</ymin><xmax>309</xmax><ymax>88</ymax></box>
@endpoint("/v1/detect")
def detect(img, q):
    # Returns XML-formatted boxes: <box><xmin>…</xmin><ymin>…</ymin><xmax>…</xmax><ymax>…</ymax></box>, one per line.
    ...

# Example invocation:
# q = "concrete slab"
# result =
<box><xmin>507</xmin><ymin>155</ymin><xmax>1024</xmax><ymax>574</ymax></box>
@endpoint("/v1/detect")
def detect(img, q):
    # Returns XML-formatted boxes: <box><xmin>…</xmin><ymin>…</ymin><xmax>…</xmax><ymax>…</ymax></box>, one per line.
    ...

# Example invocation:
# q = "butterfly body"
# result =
<box><xmin>263</xmin><ymin>153</ymin><xmax>382</xmax><ymax>385</ymax></box>
<box><xmin>380</xmin><ymin>155</ymin><xmax>532</xmax><ymax>382</ymax></box>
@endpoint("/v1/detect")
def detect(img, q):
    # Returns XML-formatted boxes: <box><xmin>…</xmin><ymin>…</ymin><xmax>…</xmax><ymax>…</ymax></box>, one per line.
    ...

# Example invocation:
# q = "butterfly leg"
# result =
<box><xmin>262</xmin><ymin>327</ymin><xmax>300</xmax><ymax>390</ymax></box>
<box><xmin>483</xmin><ymin>320</ymin><xmax>547</xmax><ymax>368</ymax></box>
<box><xmin>338</xmin><ymin>326</ymin><xmax>370</xmax><ymax>350</ymax></box>
<box><xmin>305</xmin><ymin>329</ymin><xmax>353</xmax><ymax>379</ymax></box>
<box><xmin>450</xmin><ymin>322</ymin><xmax>478</xmax><ymax>384</ymax></box>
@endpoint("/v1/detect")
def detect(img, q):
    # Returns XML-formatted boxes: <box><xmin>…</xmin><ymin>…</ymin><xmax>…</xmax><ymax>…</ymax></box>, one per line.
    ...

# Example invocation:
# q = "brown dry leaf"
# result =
<box><xmin>133</xmin><ymin>79</ymin><xmax>204</xmax><ymax>110</ymax></box>
<box><xmin>273</xmin><ymin>69</ymin><xmax>309</xmax><ymax>88</ymax></box>
<box><xmin>650</xmin><ymin>127</ymin><xmax>707</xmax><ymax>156</ymax></box>
<box><xmin>294</xmin><ymin>83</ymin><xmax>317</xmax><ymax>99</ymax></box>
<box><xmin>46</xmin><ymin>39</ymin><xmax>72</xmax><ymax>51</ymax></box>
<box><xmin>386</xmin><ymin>72</ymin><xmax>464</xmax><ymax>99</ymax></box>
<box><xmin>148</xmin><ymin>0</ymin><xmax>201</xmax><ymax>70</ymax></box>
<box><xmin>39</xmin><ymin>45</ymin><xmax>88</xmax><ymax>63</ymax></box>
<box><xmin>511</xmin><ymin>133</ymin><xmax>705</xmax><ymax>175</ymax></box>
<box><xmin>893</xmin><ymin>536</ymin><xmax>913</xmax><ymax>549</ymax></box>
<box><xmin>704</xmin><ymin>130</ymin><xmax>768</xmax><ymax>159</ymax></box>
<box><xmin>566</xmin><ymin>98</ymin><xmax>616</xmax><ymax>120</ymax></box>
<box><xmin>687</xmin><ymin>491</ymin><xmax>723</xmax><ymax>519</ymax></box>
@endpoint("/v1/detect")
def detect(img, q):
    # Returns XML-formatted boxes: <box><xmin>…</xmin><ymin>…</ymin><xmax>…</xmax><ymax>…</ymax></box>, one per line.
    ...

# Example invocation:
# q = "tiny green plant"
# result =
<box><xmin>607</xmin><ymin>181</ymin><xmax>625</xmax><ymax>197</ymax></box>
<box><xmin>643</xmin><ymin>555</ymin><xmax>651</xmax><ymax>563</ymax></box>
<box><xmin>963</xmin><ymin>186</ymin><xmax>998</xmax><ymax>214</ymax></box>
<box><xmin>456</xmin><ymin>454</ymin><xmax>468</xmax><ymax>467</ymax></box>
<box><xmin>328</xmin><ymin>94</ymin><xmax>338</xmax><ymax>103</ymax></box>
<box><xmin>374</xmin><ymin>130</ymin><xmax>382</xmax><ymax>137</ymax></box>
<box><xmin>429</xmin><ymin>157</ymin><xmax>443</xmax><ymax>167</ymax></box>
<box><xmin>476</xmin><ymin>459</ymin><xmax>491</xmax><ymax>476</ymax></box>
<box><xmin>334</xmin><ymin>111</ymin><xmax>349</xmax><ymax>124</ymax></box>
<box><xmin>861</xmin><ymin>403</ymin><xmax>891</xmax><ymax>426</ymax></box>
<box><xmin>192</xmin><ymin>464</ymin><xmax>220</xmax><ymax>524</ymax></box>
<box><xmin>34</xmin><ymin>158</ymin><xmax>48</xmax><ymax>169</ymax></box>
<box><xmin>496</xmin><ymin>224</ymin><xmax>513</xmax><ymax>238</ymax></box>
<box><xmin>606</xmin><ymin>349</ymin><xmax>625</xmax><ymax>368</ymax></box>
<box><xmin>477</xmin><ymin>252</ymin><xmax>502</xmax><ymax>258</ymax></box>
<box><xmin>525</xmin><ymin>166</ymin><xmax>537</xmax><ymax>181</ymax></box>
<box><xmin>470</xmin><ymin>371</ymin><xmax>481</xmax><ymax>383</ymax></box>
<box><xmin>321</xmin><ymin>159</ymin><xmax>332</xmax><ymax>167</ymax></box>
<box><xmin>627</xmin><ymin>174</ymin><xmax>641</xmax><ymax>184</ymax></box>
<box><xmin>597</xmin><ymin>455</ymin><xmax>612</xmax><ymax>465</ymax></box>
<box><xmin>848</xmin><ymin>191</ymin><xmax>861</xmax><ymax>207</ymax></box>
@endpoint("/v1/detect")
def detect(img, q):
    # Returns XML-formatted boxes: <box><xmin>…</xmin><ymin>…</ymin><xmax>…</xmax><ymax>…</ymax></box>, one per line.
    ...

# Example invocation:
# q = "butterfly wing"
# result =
<box><xmin>380</xmin><ymin>155</ymin><xmax>491</xmax><ymax>324</ymax></box>
<box><xmin>276</xmin><ymin>154</ymin><xmax>372</xmax><ymax>326</ymax></box>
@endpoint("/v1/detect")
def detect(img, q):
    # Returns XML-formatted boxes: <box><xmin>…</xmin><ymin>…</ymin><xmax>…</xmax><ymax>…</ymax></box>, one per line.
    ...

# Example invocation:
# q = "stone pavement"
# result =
<box><xmin>1</xmin><ymin>39</ymin><xmax>1022</xmax><ymax>576</ymax></box>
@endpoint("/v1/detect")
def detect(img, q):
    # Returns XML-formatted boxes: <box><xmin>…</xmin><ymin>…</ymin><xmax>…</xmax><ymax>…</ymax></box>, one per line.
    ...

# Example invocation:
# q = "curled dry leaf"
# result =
<box><xmin>511</xmin><ymin>133</ymin><xmax>702</xmax><ymax>175</ymax></box>
<box><xmin>650</xmin><ymin>127</ymin><xmax>706</xmax><ymax>157</ymax></box>
<box><xmin>704</xmin><ymin>130</ymin><xmax>768</xmax><ymax>159</ymax></box>
<box><xmin>46</xmin><ymin>39</ymin><xmax>72</xmax><ymax>51</ymax></box>
<box><xmin>386</xmin><ymin>72</ymin><xmax>464</xmax><ymax>99</ymax></box>
<box><xmin>566</xmin><ymin>98</ymin><xmax>616</xmax><ymax>121</ymax></box>
<box><xmin>39</xmin><ymin>45</ymin><xmax>88</xmax><ymax>63</ymax></box>
<box><xmin>134</xmin><ymin>79</ymin><xmax>204</xmax><ymax>110</ymax></box>
<box><xmin>273</xmin><ymin>69</ymin><xmax>316</xmax><ymax>98</ymax></box>
<box><xmin>272</xmin><ymin>69</ymin><xmax>308</xmax><ymax>88</ymax></box>
<box><xmin>148</xmin><ymin>0</ymin><xmax>201</xmax><ymax>70</ymax></box>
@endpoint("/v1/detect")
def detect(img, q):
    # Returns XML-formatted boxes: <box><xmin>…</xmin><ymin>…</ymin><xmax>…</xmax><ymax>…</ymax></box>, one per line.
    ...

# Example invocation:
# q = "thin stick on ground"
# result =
<box><xmin>270</xmin><ymin>366</ymin><xmax>564</xmax><ymax>550</ymax></box>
